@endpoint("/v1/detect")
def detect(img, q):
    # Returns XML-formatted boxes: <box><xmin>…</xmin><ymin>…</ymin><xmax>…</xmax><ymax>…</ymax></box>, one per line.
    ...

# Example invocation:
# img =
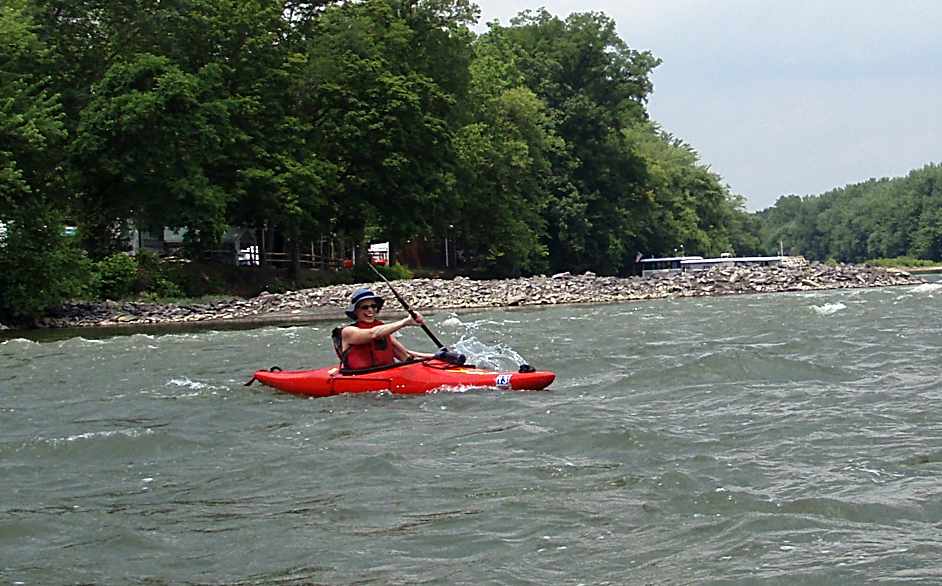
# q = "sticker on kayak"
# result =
<box><xmin>495</xmin><ymin>374</ymin><xmax>512</xmax><ymax>389</ymax></box>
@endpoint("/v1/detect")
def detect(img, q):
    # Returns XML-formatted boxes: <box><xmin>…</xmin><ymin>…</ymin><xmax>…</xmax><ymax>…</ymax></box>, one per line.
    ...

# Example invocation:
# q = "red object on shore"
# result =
<box><xmin>251</xmin><ymin>359</ymin><xmax>555</xmax><ymax>397</ymax></box>
<box><xmin>342</xmin><ymin>259</ymin><xmax>354</xmax><ymax>269</ymax></box>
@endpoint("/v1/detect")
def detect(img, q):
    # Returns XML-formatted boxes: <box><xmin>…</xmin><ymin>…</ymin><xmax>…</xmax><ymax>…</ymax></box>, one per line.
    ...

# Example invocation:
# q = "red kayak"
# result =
<box><xmin>250</xmin><ymin>359</ymin><xmax>555</xmax><ymax>397</ymax></box>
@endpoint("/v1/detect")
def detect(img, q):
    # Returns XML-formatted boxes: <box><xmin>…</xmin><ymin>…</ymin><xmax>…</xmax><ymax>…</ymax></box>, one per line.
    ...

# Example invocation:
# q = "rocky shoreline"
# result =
<box><xmin>12</xmin><ymin>261</ymin><xmax>922</xmax><ymax>331</ymax></box>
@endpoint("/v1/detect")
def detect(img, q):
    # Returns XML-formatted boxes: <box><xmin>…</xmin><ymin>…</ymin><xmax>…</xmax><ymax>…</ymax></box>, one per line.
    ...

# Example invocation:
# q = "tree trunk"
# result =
<box><xmin>259</xmin><ymin>224</ymin><xmax>267</xmax><ymax>266</ymax></box>
<box><xmin>290</xmin><ymin>236</ymin><xmax>301</xmax><ymax>279</ymax></box>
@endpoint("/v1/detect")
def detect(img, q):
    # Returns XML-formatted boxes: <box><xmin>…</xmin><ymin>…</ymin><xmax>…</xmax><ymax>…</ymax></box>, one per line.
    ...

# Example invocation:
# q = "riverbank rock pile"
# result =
<box><xmin>36</xmin><ymin>262</ymin><xmax>923</xmax><ymax>328</ymax></box>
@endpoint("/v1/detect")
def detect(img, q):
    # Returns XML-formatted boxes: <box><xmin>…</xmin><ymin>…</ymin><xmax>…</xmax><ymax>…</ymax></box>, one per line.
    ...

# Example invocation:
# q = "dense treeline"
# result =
<box><xmin>1</xmin><ymin>0</ymin><xmax>757</xmax><ymax>320</ymax></box>
<box><xmin>758</xmin><ymin>163</ymin><xmax>942</xmax><ymax>263</ymax></box>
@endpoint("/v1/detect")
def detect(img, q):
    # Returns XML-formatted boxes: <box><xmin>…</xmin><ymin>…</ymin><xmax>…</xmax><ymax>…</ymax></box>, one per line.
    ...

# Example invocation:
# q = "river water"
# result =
<box><xmin>3</xmin><ymin>277</ymin><xmax>942</xmax><ymax>584</ymax></box>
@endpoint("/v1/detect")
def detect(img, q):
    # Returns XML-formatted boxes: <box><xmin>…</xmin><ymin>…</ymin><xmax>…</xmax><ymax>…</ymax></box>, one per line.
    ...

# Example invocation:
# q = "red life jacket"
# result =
<box><xmin>335</xmin><ymin>320</ymin><xmax>396</xmax><ymax>370</ymax></box>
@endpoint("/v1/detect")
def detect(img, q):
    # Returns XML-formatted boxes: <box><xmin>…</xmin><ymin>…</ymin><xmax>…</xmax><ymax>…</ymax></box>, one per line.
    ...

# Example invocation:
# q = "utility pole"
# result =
<box><xmin>444</xmin><ymin>224</ymin><xmax>454</xmax><ymax>268</ymax></box>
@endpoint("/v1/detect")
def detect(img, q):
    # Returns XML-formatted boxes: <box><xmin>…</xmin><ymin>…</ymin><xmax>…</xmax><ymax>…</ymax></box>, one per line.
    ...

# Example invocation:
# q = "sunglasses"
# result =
<box><xmin>358</xmin><ymin>303</ymin><xmax>380</xmax><ymax>311</ymax></box>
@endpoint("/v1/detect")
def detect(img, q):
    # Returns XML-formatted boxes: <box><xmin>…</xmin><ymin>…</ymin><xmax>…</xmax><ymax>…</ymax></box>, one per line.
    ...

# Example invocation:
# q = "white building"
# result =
<box><xmin>641</xmin><ymin>255</ymin><xmax>785</xmax><ymax>277</ymax></box>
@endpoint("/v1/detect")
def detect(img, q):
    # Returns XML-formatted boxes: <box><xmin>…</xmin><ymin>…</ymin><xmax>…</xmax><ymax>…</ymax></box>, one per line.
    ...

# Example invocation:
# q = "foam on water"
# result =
<box><xmin>426</xmin><ymin>384</ymin><xmax>484</xmax><ymax>395</ymax></box>
<box><xmin>162</xmin><ymin>377</ymin><xmax>230</xmax><ymax>396</ymax></box>
<box><xmin>59</xmin><ymin>337</ymin><xmax>110</xmax><ymax>347</ymax></box>
<box><xmin>440</xmin><ymin>316</ymin><xmax>463</xmax><ymax>328</ymax></box>
<box><xmin>166</xmin><ymin>377</ymin><xmax>212</xmax><ymax>390</ymax></box>
<box><xmin>910</xmin><ymin>282</ymin><xmax>942</xmax><ymax>295</ymax></box>
<box><xmin>811</xmin><ymin>302</ymin><xmax>847</xmax><ymax>316</ymax></box>
<box><xmin>41</xmin><ymin>428</ymin><xmax>156</xmax><ymax>445</ymax></box>
<box><xmin>0</xmin><ymin>337</ymin><xmax>37</xmax><ymax>346</ymax></box>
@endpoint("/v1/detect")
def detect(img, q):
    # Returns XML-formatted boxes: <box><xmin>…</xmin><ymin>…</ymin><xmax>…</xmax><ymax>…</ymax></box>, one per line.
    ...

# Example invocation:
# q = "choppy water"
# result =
<box><xmin>3</xmin><ymin>277</ymin><xmax>942</xmax><ymax>585</ymax></box>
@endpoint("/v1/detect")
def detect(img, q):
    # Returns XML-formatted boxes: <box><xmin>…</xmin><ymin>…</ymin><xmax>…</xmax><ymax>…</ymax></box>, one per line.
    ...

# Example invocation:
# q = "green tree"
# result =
<box><xmin>452</xmin><ymin>87</ymin><xmax>561</xmax><ymax>275</ymax></box>
<box><xmin>71</xmin><ymin>54</ymin><xmax>237</xmax><ymax>256</ymax></box>
<box><xmin>299</xmin><ymin>0</ymin><xmax>473</xmax><ymax>260</ymax></box>
<box><xmin>627</xmin><ymin>125</ymin><xmax>748</xmax><ymax>257</ymax></box>
<box><xmin>0</xmin><ymin>0</ymin><xmax>88</xmax><ymax>321</ymax></box>
<box><xmin>756</xmin><ymin>164</ymin><xmax>942</xmax><ymax>263</ymax></box>
<box><xmin>484</xmin><ymin>11</ymin><xmax>662</xmax><ymax>273</ymax></box>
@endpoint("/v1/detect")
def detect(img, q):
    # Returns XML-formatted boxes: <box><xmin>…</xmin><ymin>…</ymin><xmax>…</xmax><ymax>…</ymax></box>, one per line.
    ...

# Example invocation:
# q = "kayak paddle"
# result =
<box><xmin>366</xmin><ymin>262</ymin><xmax>465</xmax><ymax>364</ymax></box>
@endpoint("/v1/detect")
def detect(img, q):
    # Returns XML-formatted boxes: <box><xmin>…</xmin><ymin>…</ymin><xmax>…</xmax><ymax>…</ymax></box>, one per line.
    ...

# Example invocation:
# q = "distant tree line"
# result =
<box><xmin>758</xmin><ymin>163</ymin><xmax>942</xmax><ymax>263</ymax></box>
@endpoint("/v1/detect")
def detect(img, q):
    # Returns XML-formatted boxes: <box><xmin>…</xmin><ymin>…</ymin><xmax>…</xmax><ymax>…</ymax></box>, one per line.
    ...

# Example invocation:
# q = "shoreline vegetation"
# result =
<box><xmin>6</xmin><ymin>2</ymin><xmax>942</xmax><ymax>331</ymax></box>
<box><xmin>3</xmin><ymin>262</ymin><xmax>924</xmax><ymax>333</ymax></box>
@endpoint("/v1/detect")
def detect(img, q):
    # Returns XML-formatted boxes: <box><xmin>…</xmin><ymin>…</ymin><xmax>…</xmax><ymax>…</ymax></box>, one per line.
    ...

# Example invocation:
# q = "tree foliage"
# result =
<box><xmin>472</xmin><ymin>10</ymin><xmax>755</xmax><ymax>272</ymax></box>
<box><xmin>0</xmin><ymin>0</ymin><xmax>89</xmax><ymax>322</ymax></box>
<box><xmin>72</xmin><ymin>54</ymin><xmax>237</xmax><ymax>255</ymax></box>
<box><xmin>4</xmin><ymin>0</ymin><xmax>784</xmax><ymax>319</ymax></box>
<box><xmin>757</xmin><ymin>164</ymin><xmax>942</xmax><ymax>262</ymax></box>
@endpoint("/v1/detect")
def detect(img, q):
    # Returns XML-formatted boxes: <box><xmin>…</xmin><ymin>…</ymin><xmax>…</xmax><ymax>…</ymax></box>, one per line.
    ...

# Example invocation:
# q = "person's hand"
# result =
<box><xmin>434</xmin><ymin>348</ymin><xmax>467</xmax><ymax>365</ymax></box>
<box><xmin>408</xmin><ymin>312</ymin><xmax>424</xmax><ymax>326</ymax></box>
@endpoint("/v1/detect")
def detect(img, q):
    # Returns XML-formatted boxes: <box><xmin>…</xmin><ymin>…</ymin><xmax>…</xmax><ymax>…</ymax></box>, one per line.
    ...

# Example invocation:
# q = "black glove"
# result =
<box><xmin>433</xmin><ymin>348</ymin><xmax>467</xmax><ymax>365</ymax></box>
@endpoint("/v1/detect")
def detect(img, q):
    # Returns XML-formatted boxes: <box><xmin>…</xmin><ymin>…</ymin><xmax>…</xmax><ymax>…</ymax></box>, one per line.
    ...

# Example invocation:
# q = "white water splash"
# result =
<box><xmin>910</xmin><ymin>283</ymin><xmax>942</xmax><ymax>295</ymax></box>
<box><xmin>812</xmin><ymin>302</ymin><xmax>847</xmax><ymax>316</ymax></box>
<box><xmin>42</xmin><ymin>428</ymin><xmax>156</xmax><ymax>445</ymax></box>
<box><xmin>427</xmin><ymin>384</ymin><xmax>478</xmax><ymax>394</ymax></box>
<box><xmin>56</xmin><ymin>337</ymin><xmax>108</xmax><ymax>348</ymax></box>
<box><xmin>437</xmin><ymin>314</ymin><xmax>533</xmax><ymax>369</ymax></box>
<box><xmin>453</xmin><ymin>336</ymin><xmax>527</xmax><ymax>371</ymax></box>
<box><xmin>165</xmin><ymin>377</ymin><xmax>211</xmax><ymax>390</ymax></box>
<box><xmin>441</xmin><ymin>316</ymin><xmax>464</xmax><ymax>328</ymax></box>
<box><xmin>0</xmin><ymin>337</ymin><xmax>37</xmax><ymax>346</ymax></box>
<box><xmin>68</xmin><ymin>429</ymin><xmax>154</xmax><ymax>442</ymax></box>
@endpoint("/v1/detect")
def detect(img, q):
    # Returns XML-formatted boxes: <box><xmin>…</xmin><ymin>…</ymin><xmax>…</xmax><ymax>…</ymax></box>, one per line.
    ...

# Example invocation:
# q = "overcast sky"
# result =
<box><xmin>472</xmin><ymin>0</ymin><xmax>942</xmax><ymax>211</ymax></box>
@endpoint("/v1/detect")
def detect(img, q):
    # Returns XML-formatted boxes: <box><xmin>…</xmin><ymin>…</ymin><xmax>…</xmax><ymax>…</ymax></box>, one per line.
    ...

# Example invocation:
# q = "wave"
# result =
<box><xmin>41</xmin><ymin>428</ymin><xmax>156</xmax><ymax>445</ymax></box>
<box><xmin>910</xmin><ymin>283</ymin><xmax>942</xmax><ymax>295</ymax></box>
<box><xmin>0</xmin><ymin>337</ymin><xmax>38</xmax><ymax>346</ymax></box>
<box><xmin>163</xmin><ymin>377</ymin><xmax>230</xmax><ymax>394</ymax></box>
<box><xmin>811</xmin><ymin>302</ymin><xmax>847</xmax><ymax>316</ymax></box>
<box><xmin>166</xmin><ymin>377</ymin><xmax>212</xmax><ymax>390</ymax></box>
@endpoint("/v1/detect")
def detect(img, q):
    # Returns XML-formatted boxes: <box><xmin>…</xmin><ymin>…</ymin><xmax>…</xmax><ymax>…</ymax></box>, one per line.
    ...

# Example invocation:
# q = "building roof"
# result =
<box><xmin>640</xmin><ymin>256</ymin><xmax>704</xmax><ymax>263</ymax></box>
<box><xmin>681</xmin><ymin>256</ymin><xmax>783</xmax><ymax>264</ymax></box>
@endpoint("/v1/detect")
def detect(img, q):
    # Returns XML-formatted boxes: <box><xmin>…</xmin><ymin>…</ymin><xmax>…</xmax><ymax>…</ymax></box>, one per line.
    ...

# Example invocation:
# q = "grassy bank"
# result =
<box><xmin>865</xmin><ymin>257</ymin><xmax>942</xmax><ymax>273</ymax></box>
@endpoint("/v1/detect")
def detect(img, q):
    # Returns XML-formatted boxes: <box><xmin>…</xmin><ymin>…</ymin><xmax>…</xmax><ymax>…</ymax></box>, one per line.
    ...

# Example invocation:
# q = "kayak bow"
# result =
<box><xmin>251</xmin><ymin>359</ymin><xmax>555</xmax><ymax>397</ymax></box>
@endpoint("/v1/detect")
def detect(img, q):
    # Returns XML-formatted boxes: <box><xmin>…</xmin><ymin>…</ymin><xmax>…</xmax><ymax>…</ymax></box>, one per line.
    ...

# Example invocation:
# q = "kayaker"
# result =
<box><xmin>333</xmin><ymin>287</ymin><xmax>435</xmax><ymax>369</ymax></box>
